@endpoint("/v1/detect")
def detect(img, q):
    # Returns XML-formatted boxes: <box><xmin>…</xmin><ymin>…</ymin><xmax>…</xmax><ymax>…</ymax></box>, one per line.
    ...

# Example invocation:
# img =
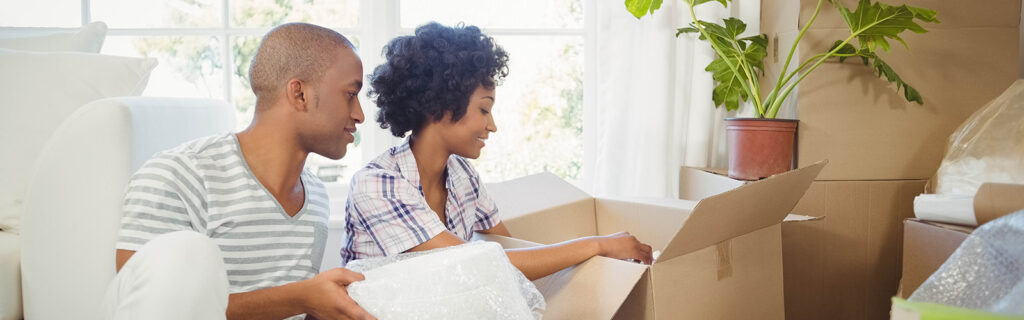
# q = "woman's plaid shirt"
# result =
<box><xmin>341</xmin><ymin>140</ymin><xmax>501</xmax><ymax>265</ymax></box>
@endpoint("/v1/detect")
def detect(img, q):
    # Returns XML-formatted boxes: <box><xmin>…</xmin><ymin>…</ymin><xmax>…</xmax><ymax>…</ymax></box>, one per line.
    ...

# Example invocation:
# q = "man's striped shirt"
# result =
<box><xmin>116</xmin><ymin>134</ymin><xmax>330</xmax><ymax>296</ymax></box>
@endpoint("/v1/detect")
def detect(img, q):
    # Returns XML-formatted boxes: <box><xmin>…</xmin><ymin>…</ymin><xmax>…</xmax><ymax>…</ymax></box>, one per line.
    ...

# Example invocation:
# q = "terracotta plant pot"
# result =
<box><xmin>725</xmin><ymin>118</ymin><xmax>798</xmax><ymax>180</ymax></box>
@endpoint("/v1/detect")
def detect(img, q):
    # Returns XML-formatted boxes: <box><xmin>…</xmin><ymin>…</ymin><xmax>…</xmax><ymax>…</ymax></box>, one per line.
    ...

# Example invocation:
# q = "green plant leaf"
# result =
<box><xmin>833</xmin><ymin>0</ymin><xmax>939</xmax><ymax>52</ymax></box>
<box><xmin>628</xmin><ymin>0</ymin><xmax>732</xmax><ymax>19</ymax></box>
<box><xmin>871</xmin><ymin>54</ymin><xmax>923</xmax><ymax>104</ymax></box>
<box><xmin>686</xmin><ymin>0</ymin><xmax>728</xmax><ymax>7</ymax></box>
<box><xmin>624</xmin><ymin>0</ymin><xmax>663</xmax><ymax>19</ymax></box>
<box><xmin>704</xmin><ymin>34</ymin><xmax>767</xmax><ymax>110</ymax></box>
<box><xmin>739</xmin><ymin>34</ymin><xmax>768</xmax><ymax>49</ymax></box>
<box><xmin>826</xmin><ymin>40</ymin><xmax>923</xmax><ymax>104</ymax></box>
<box><xmin>676</xmin><ymin>27</ymin><xmax>699</xmax><ymax>37</ymax></box>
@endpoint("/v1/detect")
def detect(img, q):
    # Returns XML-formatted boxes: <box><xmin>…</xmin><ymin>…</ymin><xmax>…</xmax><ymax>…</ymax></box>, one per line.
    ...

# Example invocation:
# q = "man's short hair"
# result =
<box><xmin>249</xmin><ymin>23</ymin><xmax>355</xmax><ymax>109</ymax></box>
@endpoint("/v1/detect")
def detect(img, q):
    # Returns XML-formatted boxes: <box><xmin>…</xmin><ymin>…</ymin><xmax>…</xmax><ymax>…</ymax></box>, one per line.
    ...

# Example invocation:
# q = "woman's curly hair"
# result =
<box><xmin>368</xmin><ymin>22</ymin><xmax>510</xmax><ymax>137</ymax></box>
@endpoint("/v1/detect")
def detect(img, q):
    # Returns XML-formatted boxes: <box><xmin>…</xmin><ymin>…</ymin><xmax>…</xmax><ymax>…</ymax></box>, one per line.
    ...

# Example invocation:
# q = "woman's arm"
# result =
<box><xmin>408</xmin><ymin>225</ymin><xmax>653</xmax><ymax>280</ymax></box>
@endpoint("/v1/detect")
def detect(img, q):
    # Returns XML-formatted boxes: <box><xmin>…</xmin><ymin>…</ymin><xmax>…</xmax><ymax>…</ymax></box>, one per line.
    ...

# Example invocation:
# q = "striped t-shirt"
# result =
<box><xmin>116</xmin><ymin>134</ymin><xmax>330</xmax><ymax>296</ymax></box>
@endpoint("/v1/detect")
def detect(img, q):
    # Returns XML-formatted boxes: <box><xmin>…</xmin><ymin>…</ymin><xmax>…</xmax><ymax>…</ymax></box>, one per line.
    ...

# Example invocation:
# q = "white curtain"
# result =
<box><xmin>587</xmin><ymin>0</ymin><xmax>761</xmax><ymax>198</ymax></box>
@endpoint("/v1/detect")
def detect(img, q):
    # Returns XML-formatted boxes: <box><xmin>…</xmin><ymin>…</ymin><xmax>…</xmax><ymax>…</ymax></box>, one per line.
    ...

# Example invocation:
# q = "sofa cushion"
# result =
<box><xmin>0</xmin><ymin>21</ymin><xmax>107</xmax><ymax>53</ymax></box>
<box><xmin>0</xmin><ymin>232</ymin><xmax>21</xmax><ymax>320</ymax></box>
<box><xmin>0</xmin><ymin>49</ymin><xmax>156</xmax><ymax>233</ymax></box>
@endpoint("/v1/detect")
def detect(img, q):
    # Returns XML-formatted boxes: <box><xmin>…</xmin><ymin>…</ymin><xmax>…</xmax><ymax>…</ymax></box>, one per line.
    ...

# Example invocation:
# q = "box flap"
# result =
<box><xmin>473</xmin><ymin>233</ymin><xmax>648</xmax><ymax>320</ymax></box>
<box><xmin>658</xmin><ymin>161</ymin><xmax>826</xmax><ymax>262</ymax></box>
<box><xmin>679</xmin><ymin>166</ymin><xmax>746</xmax><ymax>201</ymax></box>
<box><xmin>784</xmin><ymin>214</ymin><xmax>820</xmax><ymax>222</ymax></box>
<box><xmin>594</xmin><ymin>197</ymin><xmax>697</xmax><ymax>255</ymax></box>
<box><xmin>486</xmin><ymin>172</ymin><xmax>592</xmax><ymax>220</ymax></box>
<box><xmin>486</xmin><ymin>173</ymin><xmax>598</xmax><ymax>243</ymax></box>
<box><xmin>974</xmin><ymin>183</ymin><xmax>1024</xmax><ymax>225</ymax></box>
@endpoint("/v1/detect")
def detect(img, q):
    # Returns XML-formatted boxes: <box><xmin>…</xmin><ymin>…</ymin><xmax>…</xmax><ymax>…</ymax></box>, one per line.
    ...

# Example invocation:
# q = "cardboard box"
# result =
<box><xmin>897</xmin><ymin>219</ymin><xmax>973</xmax><ymax>299</ymax></box>
<box><xmin>760</xmin><ymin>0</ymin><xmax>1021</xmax><ymax>180</ymax></box>
<box><xmin>478</xmin><ymin>162</ymin><xmax>825</xmax><ymax>319</ymax></box>
<box><xmin>681</xmin><ymin>169</ymin><xmax>928</xmax><ymax>320</ymax></box>
<box><xmin>787</xmin><ymin>180</ymin><xmax>927</xmax><ymax>320</ymax></box>
<box><xmin>897</xmin><ymin>183</ymin><xmax>1024</xmax><ymax>298</ymax></box>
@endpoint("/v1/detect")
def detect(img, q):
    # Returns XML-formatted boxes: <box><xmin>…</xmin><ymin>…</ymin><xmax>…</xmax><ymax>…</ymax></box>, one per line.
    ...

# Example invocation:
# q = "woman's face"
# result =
<box><xmin>441</xmin><ymin>84</ymin><xmax>497</xmax><ymax>159</ymax></box>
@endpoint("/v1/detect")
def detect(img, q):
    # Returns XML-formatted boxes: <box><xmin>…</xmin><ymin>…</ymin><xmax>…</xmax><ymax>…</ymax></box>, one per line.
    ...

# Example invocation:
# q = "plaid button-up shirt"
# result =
<box><xmin>341</xmin><ymin>140</ymin><xmax>501</xmax><ymax>265</ymax></box>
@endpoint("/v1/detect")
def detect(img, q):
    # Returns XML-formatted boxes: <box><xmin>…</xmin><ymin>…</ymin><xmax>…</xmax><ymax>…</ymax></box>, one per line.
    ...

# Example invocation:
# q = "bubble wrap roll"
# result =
<box><xmin>908</xmin><ymin>209</ymin><xmax>1024</xmax><ymax>315</ymax></box>
<box><xmin>345</xmin><ymin>241</ymin><xmax>545</xmax><ymax>320</ymax></box>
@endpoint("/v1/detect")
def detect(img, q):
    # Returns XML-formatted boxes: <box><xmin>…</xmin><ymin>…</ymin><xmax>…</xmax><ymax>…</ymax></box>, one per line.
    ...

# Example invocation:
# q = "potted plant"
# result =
<box><xmin>626</xmin><ymin>0</ymin><xmax>939</xmax><ymax>180</ymax></box>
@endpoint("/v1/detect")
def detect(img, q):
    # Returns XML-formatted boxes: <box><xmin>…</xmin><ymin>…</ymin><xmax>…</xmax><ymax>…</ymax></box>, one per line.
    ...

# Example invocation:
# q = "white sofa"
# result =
<box><xmin>20</xmin><ymin>97</ymin><xmax>236</xmax><ymax>319</ymax></box>
<box><xmin>2</xmin><ymin>22</ymin><xmax>351</xmax><ymax>319</ymax></box>
<box><xmin>0</xmin><ymin>22</ymin><xmax>156</xmax><ymax>320</ymax></box>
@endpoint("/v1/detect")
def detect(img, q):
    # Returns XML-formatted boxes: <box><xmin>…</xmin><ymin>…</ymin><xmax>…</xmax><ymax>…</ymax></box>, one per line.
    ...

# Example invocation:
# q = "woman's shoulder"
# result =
<box><xmin>348</xmin><ymin>157</ymin><xmax>417</xmax><ymax>197</ymax></box>
<box><xmin>447</xmin><ymin>155</ymin><xmax>483</xmax><ymax>182</ymax></box>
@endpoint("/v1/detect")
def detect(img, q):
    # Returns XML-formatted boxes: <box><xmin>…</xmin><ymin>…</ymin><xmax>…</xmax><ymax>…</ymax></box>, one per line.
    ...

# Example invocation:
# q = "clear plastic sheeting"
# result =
<box><xmin>935</xmin><ymin>79</ymin><xmax>1024</xmax><ymax>196</ymax></box>
<box><xmin>909</xmin><ymin>210</ymin><xmax>1024</xmax><ymax>315</ymax></box>
<box><xmin>345</xmin><ymin>241</ymin><xmax>545</xmax><ymax>320</ymax></box>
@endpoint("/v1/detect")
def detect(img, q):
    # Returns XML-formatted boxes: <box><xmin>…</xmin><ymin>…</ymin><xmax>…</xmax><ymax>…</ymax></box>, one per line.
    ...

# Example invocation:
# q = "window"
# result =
<box><xmin>4</xmin><ymin>0</ymin><xmax>591</xmax><ymax>187</ymax></box>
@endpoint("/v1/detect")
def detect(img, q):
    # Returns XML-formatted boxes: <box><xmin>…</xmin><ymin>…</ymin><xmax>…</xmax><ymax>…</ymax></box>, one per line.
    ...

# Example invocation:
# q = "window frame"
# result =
<box><xmin>19</xmin><ymin>0</ymin><xmax>596</xmax><ymax>194</ymax></box>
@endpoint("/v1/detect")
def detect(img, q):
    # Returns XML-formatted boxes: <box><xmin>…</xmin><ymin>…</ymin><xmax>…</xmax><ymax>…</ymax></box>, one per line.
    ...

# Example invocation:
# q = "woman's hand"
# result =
<box><xmin>594</xmin><ymin>232</ymin><xmax>654</xmax><ymax>265</ymax></box>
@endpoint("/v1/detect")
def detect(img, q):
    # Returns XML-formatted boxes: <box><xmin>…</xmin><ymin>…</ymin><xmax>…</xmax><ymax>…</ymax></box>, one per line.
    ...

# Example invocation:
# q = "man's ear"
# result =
<box><xmin>286</xmin><ymin>79</ymin><xmax>307</xmax><ymax>111</ymax></box>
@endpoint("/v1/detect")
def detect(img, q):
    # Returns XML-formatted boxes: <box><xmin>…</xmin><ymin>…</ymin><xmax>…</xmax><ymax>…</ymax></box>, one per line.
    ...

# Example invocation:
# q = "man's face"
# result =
<box><xmin>304</xmin><ymin>47</ymin><xmax>364</xmax><ymax>160</ymax></box>
<box><xmin>439</xmin><ymin>84</ymin><xmax>497</xmax><ymax>159</ymax></box>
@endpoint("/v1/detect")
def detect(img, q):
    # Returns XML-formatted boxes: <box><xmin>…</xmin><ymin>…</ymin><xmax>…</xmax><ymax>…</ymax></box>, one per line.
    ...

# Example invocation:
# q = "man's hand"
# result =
<box><xmin>300</xmin><ymin>268</ymin><xmax>376</xmax><ymax>320</ymax></box>
<box><xmin>594</xmin><ymin>231</ymin><xmax>654</xmax><ymax>265</ymax></box>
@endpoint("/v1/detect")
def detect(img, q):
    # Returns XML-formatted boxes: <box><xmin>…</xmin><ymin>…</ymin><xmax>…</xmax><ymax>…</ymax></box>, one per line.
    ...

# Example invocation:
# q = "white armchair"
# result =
<box><xmin>20</xmin><ymin>97</ymin><xmax>235</xmax><ymax>320</ymax></box>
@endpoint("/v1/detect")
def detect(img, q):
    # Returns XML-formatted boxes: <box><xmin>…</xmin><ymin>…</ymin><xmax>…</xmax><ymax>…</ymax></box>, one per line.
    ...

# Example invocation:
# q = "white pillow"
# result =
<box><xmin>0</xmin><ymin>21</ymin><xmax>107</xmax><ymax>53</ymax></box>
<box><xmin>0</xmin><ymin>49</ymin><xmax>156</xmax><ymax>233</ymax></box>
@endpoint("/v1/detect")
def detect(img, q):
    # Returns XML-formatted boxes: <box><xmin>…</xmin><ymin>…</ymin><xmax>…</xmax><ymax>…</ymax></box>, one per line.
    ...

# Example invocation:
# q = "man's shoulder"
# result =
<box><xmin>134</xmin><ymin>134</ymin><xmax>236</xmax><ymax>183</ymax></box>
<box><xmin>155</xmin><ymin>134</ymin><xmax>235</xmax><ymax>160</ymax></box>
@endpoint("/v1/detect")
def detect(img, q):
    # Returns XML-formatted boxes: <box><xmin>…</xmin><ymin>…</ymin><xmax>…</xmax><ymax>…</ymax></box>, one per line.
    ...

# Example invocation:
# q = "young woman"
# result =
<box><xmin>343</xmin><ymin>22</ymin><xmax>652</xmax><ymax>280</ymax></box>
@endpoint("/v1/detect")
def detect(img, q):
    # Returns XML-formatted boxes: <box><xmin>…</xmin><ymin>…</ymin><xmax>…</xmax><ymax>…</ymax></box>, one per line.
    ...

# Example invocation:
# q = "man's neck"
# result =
<box><xmin>235</xmin><ymin>119</ymin><xmax>308</xmax><ymax>197</ymax></box>
<box><xmin>409</xmin><ymin>131</ymin><xmax>450</xmax><ymax>191</ymax></box>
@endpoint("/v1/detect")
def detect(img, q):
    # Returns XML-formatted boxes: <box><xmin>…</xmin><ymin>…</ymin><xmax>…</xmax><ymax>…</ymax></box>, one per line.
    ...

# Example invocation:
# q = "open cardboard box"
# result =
<box><xmin>680</xmin><ymin>163</ymin><xmax>929</xmax><ymax>319</ymax></box>
<box><xmin>475</xmin><ymin>162</ymin><xmax>826</xmax><ymax>319</ymax></box>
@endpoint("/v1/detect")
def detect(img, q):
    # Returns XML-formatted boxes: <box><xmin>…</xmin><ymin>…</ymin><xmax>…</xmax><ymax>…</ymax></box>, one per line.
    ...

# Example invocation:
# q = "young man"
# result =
<box><xmin>105</xmin><ymin>23</ymin><xmax>374</xmax><ymax>320</ymax></box>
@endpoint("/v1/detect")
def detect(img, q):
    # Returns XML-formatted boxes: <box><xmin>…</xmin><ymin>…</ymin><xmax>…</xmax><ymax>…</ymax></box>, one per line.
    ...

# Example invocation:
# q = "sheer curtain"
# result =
<box><xmin>586</xmin><ymin>0</ymin><xmax>761</xmax><ymax>198</ymax></box>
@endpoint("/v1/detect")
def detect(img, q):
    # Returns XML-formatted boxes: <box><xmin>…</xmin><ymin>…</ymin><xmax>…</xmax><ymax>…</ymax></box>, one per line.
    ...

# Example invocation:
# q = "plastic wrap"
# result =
<box><xmin>345</xmin><ymin>241</ymin><xmax>545</xmax><ymax>320</ymax></box>
<box><xmin>908</xmin><ymin>209</ymin><xmax>1024</xmax><ymax>315</ymax></box>
<box><xmin>934</xmin><ymin>79</ymin><xmax>1024</xmax><ymax>196</ymax></box>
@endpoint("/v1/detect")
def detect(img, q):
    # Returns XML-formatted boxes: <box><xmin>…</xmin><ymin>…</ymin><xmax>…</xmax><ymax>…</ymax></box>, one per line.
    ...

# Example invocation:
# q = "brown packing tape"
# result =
<box><xmin>716</xmin><ymin>240</ymin><xmax>733</xmax><ymax>280</ymax></box>
<box><xmin>974</xmin><ymin>183</ymin><xmax>1024</xmax><ymax>225</ymax></box>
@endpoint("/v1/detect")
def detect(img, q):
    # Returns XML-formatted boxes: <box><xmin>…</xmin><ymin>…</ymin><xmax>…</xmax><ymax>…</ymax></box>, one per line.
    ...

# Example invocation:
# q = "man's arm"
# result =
<box><xmin>226</xmin><ymin>268</ymin><xmax>373</xmax><ymax>320</ymax></box>
<box><xmin>115</xmin><ymin>250</ymin><xmax>375</xmax><ymax>320</ymax></box>
<box><xmin>409</xmin><ymin>222</ymin><xmax>653</xmax><ymax>281</ymax></box>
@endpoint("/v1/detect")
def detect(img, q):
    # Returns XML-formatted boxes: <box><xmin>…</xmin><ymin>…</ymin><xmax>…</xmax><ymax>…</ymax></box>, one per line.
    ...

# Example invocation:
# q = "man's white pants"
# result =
<box><xmin>103</xmin><ymin>231</ymin><xmax>229</xmax><ymax>320</ymax></box>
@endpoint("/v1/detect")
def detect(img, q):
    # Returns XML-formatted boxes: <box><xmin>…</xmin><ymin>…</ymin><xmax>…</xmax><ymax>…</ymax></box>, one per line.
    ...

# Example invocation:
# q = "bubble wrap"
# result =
<box><xmin>909</xmin><ymin>210</ymin><xmax>1024</xmax><ymax>315</ymax></box>
<box><xmin>935</xmin><ymin>79</ymin><xmax>1024</xmax><ymax>196</ymax></box>
<box><xmin>345</xmin><ymin>241</ymin><xmax>545</xmax><ymax>320</ymax></box>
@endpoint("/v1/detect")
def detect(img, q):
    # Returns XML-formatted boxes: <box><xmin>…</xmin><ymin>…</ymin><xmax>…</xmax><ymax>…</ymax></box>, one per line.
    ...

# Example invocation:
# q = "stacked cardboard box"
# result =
<box><xmin>754</xmin><ymin>1</ymin><xmax>1021</xmax><ymax>319</ymax></box>
<box><xmin>897</xmin><ymin>219</ymin><xmax>972</xmax><ymax>298</ymax></box>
